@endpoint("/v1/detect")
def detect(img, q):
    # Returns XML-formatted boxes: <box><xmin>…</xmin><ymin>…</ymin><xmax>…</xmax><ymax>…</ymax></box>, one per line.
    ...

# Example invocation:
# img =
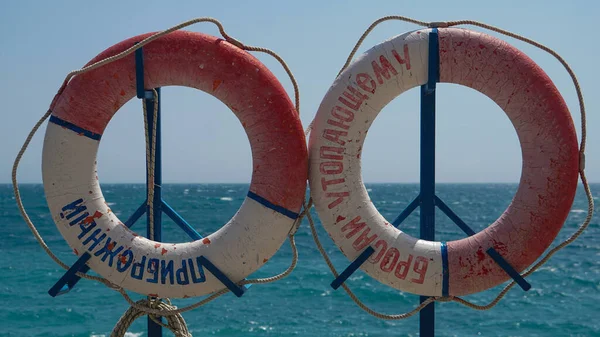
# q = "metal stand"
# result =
<box><xmin>329</xmin><ymin>28</ymin><xmax>531</xmax><ymax>337</ymax></box>
<box><xmin>49</xmin><ymin>45</ymin><xmax>249</xmax><ymax>337</ymax></box>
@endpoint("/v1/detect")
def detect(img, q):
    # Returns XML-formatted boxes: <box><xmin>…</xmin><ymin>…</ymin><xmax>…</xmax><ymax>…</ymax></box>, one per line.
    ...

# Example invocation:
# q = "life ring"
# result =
<box><xmin>308</xmin><ymin>28</ymin><xmax>579</xmax><ymax>296</ymax></box>
<box><xmin>42</xmin><ymin>31</ymin><xmax>308</xmax><ymax>299</ymax></box>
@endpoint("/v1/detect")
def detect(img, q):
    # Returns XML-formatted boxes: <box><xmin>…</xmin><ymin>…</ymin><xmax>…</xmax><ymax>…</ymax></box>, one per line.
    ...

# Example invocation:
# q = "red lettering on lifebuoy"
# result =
<box><xmin>327</xmin><ymin>105</ymin><xmax>354</xmax><ymax>130</ymax></box>
<box><xmin>380</xmin><ymin>248</ymin><xmax>400</xmax><ymax>272</ymax></box>
<box><xmin>394</xmin><ymin>253</ymin><xmax>413</xmax><ymax>280</ymax></box>
<box><xmin>320</xmin><ymin>162</ymin><xmax>343</xmax><ymax>175</ymax></box>
<box><xmin>331</xmin><ymin>106</ymin><xmax>355</xmax><ymax>122</ymax></box>
<box><xmin>327</xmin><ymin>119</ymin><xmax>350</xmax><ymax>130</ymax></box>
<box><xmin>320</xmin><ymin>146</ymin><xmax>344</xmax><ymax>160</ymax></box>
<box><xmin>323</xmin><ymin>129</ymin><xmax>348</xmax><ymax>146</ymax></box>
<box><xmin>326</xmin><ymin>192</ymin><xmax>350</xmax><ymax>209</ymax></box>
<box><xmin>372</xmin><ymin>55</ymin><xmax>398</xmax><ymax>84</ymax></box>
<box><xmin>356</xmin><ymin>73</ymin><xmax>376</xmax><ymax>93</ymax></box>
<box><xmin>392</xmin><ymin>45</ymin><xmax>411</xmax><ymax>70</ymax></box>
<box><xmin>411</xmin><ymin>256</ymin><xmax>429</xmax><ymax>284</ymax></box>
<box><xmin>339</xmin><ymin>86</ymin><xmax>368</xmax><ymax>111</ymax></box>
<box><xmin>321</xmin><ymin>177</ymin><xmax>345</xmax><ymax>191</ymax></box>
<box><xmin>341</xmin><ymin>216</ymin><xmax>366</xmax><ymax>238</ymax></box>
<box><xmin>368</xmin><ymin>239</ymin><xmax>388</xmax><ymax>264</ymax></box>
<box><xmin>352</xmin><ymin>228</ymin><xmax>378</xmax><ymax>251</ymax></box>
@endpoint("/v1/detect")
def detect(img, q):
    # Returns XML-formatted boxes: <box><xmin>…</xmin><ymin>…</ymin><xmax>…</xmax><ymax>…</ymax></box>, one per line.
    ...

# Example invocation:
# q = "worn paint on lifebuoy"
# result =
<box><xmin>43</xmin><ymin>31</ymin><xmax>308</xmax><ymax>298</ymax></box>
<box><xmin>309</xmin><ymin>28</ymin><xmax>578</xmax><ymax>296</ymax></box>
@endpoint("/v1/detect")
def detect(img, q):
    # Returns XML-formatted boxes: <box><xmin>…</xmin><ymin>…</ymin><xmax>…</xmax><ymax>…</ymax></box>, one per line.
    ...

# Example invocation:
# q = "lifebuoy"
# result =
<box><xmin>43</xmin><ymin>31</ymin><xmax>308</xmax><ymax>298</ymax></box>
<box><xmin>308</xmin><ymin>28</ymin><xmax>579</xmax><ymax>296</ymax></box>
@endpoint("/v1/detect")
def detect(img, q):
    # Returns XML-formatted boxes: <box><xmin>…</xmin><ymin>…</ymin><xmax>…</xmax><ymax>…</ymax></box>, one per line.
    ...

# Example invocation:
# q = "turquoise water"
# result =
<box><xmin>1</xmin><ymin>183</ymin><xmax>598</xmax><ymax>337</ymax></box>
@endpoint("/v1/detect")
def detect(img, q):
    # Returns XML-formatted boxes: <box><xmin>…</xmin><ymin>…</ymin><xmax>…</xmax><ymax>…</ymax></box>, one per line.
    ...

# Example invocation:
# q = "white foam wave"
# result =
<box><xmin>220</xmin><ymin>197</ymin><xmax>233</xmax><ymax>201</ymax></box>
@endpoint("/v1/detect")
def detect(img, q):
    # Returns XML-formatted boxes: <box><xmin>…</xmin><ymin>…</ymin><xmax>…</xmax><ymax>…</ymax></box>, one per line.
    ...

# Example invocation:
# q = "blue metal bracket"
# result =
<box><xmin>48</xmin><ymin>202</ymin><xmax>148</xmax><ymax>297</ymax></box>
<box><xmin>48</xmin><ymin>253</ymin><xmax>91</xmax><ymax>297</ymax></box>
<box><xmin>330</xmin><ymin>195</ymin><xmax>420</xmax><ymax>290</ymax></box>
<box><xmin>198</xmin><ymin>257</ymin><xmax>249</xmax><ymax>297</ymax></box>
<box><xmin>162</xmin><ymin>200</ymin><xmax>203</xmax><ymax>240</ymax></box>
<box><xmin>328</xmin><ymin>29</ymin><xmax>530</xmax><ymax>336</ymax></box>
<box><xmin>434</xmin><ymin>196</ymin><xmax>531</xmax><ymax>291</ymax></box>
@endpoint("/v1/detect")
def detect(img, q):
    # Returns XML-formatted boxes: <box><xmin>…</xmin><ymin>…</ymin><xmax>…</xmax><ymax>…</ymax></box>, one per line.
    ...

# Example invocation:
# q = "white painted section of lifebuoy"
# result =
<box><xmin>43</xmin><ymin>122</ymin><xmax>296</xmax><ymax>298</ymax></box>
<box><xmin>309</xmin><ymin>29</ymin><xmax>444</xmax><ymax>296</ymax></box>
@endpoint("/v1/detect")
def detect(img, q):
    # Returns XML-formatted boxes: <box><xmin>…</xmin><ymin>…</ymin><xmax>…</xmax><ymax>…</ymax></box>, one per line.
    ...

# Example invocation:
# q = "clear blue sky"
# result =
<box><xmin>1</xmin><ymin>0</ymin><xmax>597</xmax><ymax>183</ymax></box>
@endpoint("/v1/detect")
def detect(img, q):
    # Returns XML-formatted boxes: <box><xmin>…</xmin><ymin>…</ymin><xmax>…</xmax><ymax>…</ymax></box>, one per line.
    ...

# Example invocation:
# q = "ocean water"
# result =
<box><xmin>1</xmin><ymin>183</ymin><xmax>598</xmax><ymax>337</ymax></box>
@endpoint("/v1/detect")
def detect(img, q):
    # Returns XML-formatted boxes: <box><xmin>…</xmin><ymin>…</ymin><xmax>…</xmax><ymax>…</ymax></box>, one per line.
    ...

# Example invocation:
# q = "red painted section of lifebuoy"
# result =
<box><xmin>439</xmin><ymin>28</ymin><xmax>579</xmax><ymax>296</ymax></box>
<box><xmin>50</xmin><ymin>31</ymin><xmax>307</xmax><ymax>212</ymax></box>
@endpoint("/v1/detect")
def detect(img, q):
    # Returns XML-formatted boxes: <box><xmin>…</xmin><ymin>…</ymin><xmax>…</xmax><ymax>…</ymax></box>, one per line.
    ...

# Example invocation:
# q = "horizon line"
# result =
<box><xmin>4</xmin><ymin>181</ymin><xmax>600</xmax><ymax>185</ymax></box>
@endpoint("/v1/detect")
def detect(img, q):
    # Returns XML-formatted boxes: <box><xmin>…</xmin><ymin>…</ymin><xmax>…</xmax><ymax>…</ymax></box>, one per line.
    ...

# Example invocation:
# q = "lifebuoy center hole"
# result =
<box><xmin>97</xmin><ymin>86</ymin><xmax>252</xmax><ymax>243</ymax></box>
<box><xmin>361</xmin><ymin>84</ymin><xmax>520</xmax><ymax>241</ymax></box>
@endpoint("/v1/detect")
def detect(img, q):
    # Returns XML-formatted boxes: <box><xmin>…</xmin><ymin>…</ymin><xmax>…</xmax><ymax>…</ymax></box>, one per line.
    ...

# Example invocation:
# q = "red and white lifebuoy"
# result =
<box><xmin>42</xmin><ymin>31</ymin><xmax>308</xmax><ymax>299</ymax></box>
<box><xmin>309</xmin><ymin>28</ymin><xmax>579</xmax><ymax>296</ymax></box>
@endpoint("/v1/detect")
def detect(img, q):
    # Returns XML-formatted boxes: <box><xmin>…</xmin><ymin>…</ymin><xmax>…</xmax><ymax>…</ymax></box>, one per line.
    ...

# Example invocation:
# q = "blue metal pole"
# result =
<box><xmin>146</xmin><ymin>87</ymin><xmax>163</xmax><ymax>337</ymax></box>
<box><xmin>419</xmin><ymin>28</ymin><xmax>439</xmax><ymax>337</ymax></box>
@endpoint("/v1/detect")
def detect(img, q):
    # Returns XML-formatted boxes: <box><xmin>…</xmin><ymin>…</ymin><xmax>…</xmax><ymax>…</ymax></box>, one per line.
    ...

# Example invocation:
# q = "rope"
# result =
<box><xmin>305</xmin><ymin>16</ymin><xmax>594</xmax><ymax>318</ymax></box>
<box><xmin>111</xmin><ymin>299</ymin><xmax>191</xmax><ymax>337</ymax></box>
<box><xmin>142</xmin><ymin>89</ymin><xmax>159</xmax><ymax>240</ymax></box>
<box><xmin>12</xmin><ymin>16</ymin><xmax>305</xmax><ymax>320</ymax></box>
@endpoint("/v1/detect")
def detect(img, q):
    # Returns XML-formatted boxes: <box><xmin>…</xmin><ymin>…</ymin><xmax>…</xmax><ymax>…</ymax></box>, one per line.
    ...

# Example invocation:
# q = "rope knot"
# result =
<box><xmin>111</xmin><ymin>299</ymin><xmax>192</xmax><ymax>337</ymax></box>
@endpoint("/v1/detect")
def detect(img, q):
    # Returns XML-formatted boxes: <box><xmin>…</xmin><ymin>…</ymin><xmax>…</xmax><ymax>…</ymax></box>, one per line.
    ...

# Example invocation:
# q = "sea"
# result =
<box><xmin>1</xmin><ymin>183</ymin><xmax>598</xmax><ymax>337</ymax></box>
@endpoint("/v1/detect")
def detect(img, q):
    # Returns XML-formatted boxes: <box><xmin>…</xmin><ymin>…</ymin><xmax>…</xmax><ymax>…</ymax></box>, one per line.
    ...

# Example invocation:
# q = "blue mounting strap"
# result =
<box><xmin>135</xmin><ymin>44</ymin><xmax>146</xmax><ymax>99</ymax></box>
<box><xmin>434</xmin><ymin>195</ymin><xmax>531</xmax><ymax>291</ymax></box>
<box><xmin>197</xmin><ymin>256</ymin><xmax>249</xmax><ymax>297</ymax></box>
<box><xmin>424</xmin><ymin>28</ymin><xmax>440</xmax><ymax>93</ymax></box>
<box><xmin>330</xmin><ymin>195</ymin><xmax>421</xmax><ymax>290</ymax></box>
